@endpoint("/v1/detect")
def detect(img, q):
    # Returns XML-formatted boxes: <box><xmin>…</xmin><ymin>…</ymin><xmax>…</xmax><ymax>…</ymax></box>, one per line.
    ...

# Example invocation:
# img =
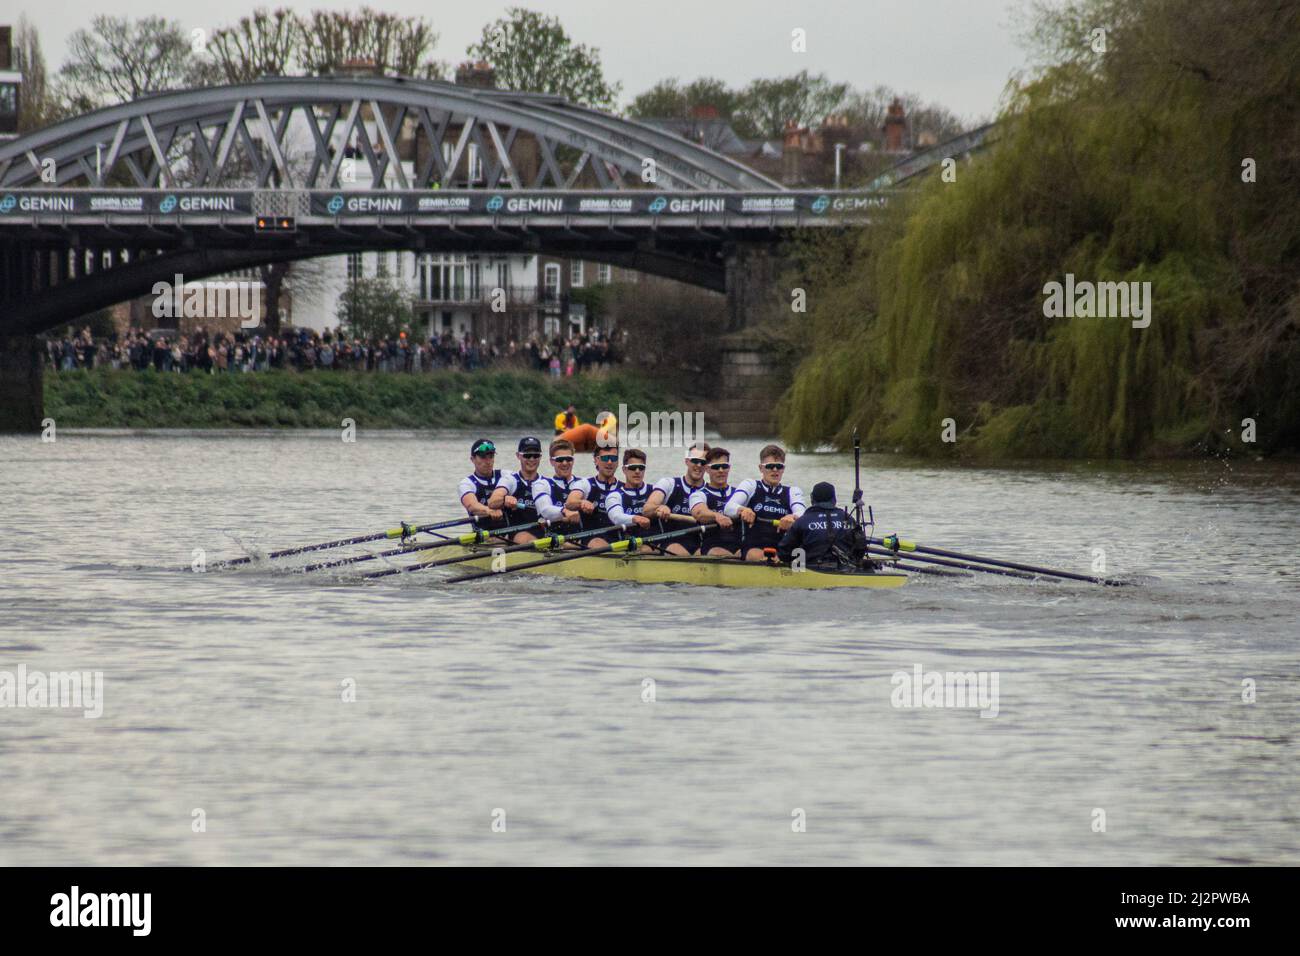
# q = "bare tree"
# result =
<box><xmin>59</xmin><ymin>15</ymin><xmax>198</xmax><ymax>107</ymax></box>
<box><xmin>297</xmin><ymin>8</ymin><xmax>442</xmax><ymax>77</ymax></box>
<box><xmin>207</xmin><ymin>8</ymin><xmax>300</xmax><ymax>84</ymax></box>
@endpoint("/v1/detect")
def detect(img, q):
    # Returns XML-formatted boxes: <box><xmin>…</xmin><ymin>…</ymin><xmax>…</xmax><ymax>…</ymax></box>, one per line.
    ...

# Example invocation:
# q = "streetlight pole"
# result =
<box><xmin>834</xmin><ymin>143</ymin><xmax>846</xmax><ymax>189</ymax></box>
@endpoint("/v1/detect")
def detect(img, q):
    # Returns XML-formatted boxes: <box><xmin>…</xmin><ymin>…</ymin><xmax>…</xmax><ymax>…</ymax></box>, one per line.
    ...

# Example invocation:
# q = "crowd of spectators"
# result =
<box><xmin>44</xmin><ymin>326</ymin><xmax>621</xmax><ymax>375</ymax></box>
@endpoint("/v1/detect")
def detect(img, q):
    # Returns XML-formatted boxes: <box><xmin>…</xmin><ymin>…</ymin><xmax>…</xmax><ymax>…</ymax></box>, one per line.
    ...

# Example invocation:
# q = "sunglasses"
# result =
<box><xmin>687</xmin><ymin>458</ymin><xmax>707</xmax><ymax>466</ymax></box>
<box><xmin>708</xmin><ymin>463</ymin><xmax>730</xmax><ymax>471</ymax></box>
<box><xmin>762</xmin><ymin>463</ymin><xmax>786</xmax><ymax>471</ymax></box>
<box><xmin>552</xmin><ymin>456</ymin><xmax>574</xmax><ymax>464</ymax></box>
<box><xmin>625</xmin><ymin>464</ymin><xmax>646</xmax><ymax>471</ymax></box>
<box><xmin>473</xmin><ymin>444</ymin><xmax>496</xmax><ymax>455</ymax></box>
<box><xmin>598</xmin><ymin>455</ymin><xmax>619</xmax><ymax>463</ymax></box>
<box><xmin>521</xmin><ymin>453</ymin><xmax>541</xmax><ymax>460</ymax></box>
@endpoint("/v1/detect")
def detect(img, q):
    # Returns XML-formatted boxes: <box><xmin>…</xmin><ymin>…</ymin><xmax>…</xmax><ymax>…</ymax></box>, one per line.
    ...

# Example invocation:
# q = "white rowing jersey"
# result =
<box><xmin>568</xmin><ymin>476</ymin><xmax>620</xmax><ymax>531</ymax></box>
<box><xmin>531</xmin><ymin>475</ymin><xmax>575</xmax><ymax>522</ymax></box>
<box><xmin>724</xmin><ymin>479</ymin><xmax>806</xmax><ymax>519</ymax></box>
<box><xmin>605</xmin><ymin>483</ymin><xmax>653</xmax><ymax>529</ymax></box>
<box><xmin>650</xmin><ymin>475</ymin><xmax>704</xmax><ymax>516</ymax></box>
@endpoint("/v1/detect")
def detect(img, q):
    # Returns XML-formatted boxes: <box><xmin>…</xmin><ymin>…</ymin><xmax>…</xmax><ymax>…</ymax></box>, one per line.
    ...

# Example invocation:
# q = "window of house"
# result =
<box><xmin>597</xmin><ymin>263</ymin><xmax>612</xmax><ymax>284</ymax></box>
<box><xmin>347</xmin><ymin>253</ymin><xmax>364</xmax><ymax>282</ymax></box>
<box><xmin>467</xmin><ymin>258</ymin><xmax>482</xmax><ymax>300</ymax></box>
<box><xmin>569</xmin><ymin>260</ymin><xmax>584</xmax><ymax>287</ymax></box>
<box><xmin>544</xmin><ymin>264</ymin><xmax>561</xmax><ymax>302</ymax></box>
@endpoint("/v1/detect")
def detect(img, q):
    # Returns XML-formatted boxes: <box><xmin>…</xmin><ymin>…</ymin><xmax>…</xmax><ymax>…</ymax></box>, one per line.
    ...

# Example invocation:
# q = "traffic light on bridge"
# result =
<box><xmin>255</xmin><ymin>216</ymin><xmax>296</xmax><ymax>232</ymax></box>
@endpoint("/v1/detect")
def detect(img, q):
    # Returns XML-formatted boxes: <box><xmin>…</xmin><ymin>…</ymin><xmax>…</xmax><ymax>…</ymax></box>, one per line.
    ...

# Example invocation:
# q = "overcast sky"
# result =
<box><xmin>17</xmin><ymin>0</ymin><xmax>1037</xmax><ymax>122</ymax></box>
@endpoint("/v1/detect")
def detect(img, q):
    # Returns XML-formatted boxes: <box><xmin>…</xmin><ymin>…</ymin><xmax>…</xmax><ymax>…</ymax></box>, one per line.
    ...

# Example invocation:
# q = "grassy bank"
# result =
<box><xmin>44</xmin><ymin>367</ymin><xmax>672</xmax><ymax>429</ymax></box>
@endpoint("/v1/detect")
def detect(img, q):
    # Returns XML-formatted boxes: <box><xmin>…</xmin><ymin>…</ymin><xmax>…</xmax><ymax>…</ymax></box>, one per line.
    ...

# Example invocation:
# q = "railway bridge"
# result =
<box><xmin>0</xmin><ymin>75</ymin><xmax>989</xmax><ymax>432</ymax></box>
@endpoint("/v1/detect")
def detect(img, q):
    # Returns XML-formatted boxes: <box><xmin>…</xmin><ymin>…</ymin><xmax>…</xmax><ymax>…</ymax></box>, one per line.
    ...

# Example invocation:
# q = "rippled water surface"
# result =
<box><xmin>1</xmin><ymin>431</ymin><xmax>1297</xmax><ymax>865</ymax></box>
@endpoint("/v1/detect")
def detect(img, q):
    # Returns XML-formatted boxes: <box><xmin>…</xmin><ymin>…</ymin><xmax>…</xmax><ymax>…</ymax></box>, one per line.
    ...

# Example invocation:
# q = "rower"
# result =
<box><xmin>488</xmin><ymin>436</ymin><xmax>544</xmax><ymax>543</ymax></box>
<box><xmin>553</xmin><ymin>403</ymin><xmax>579</xmax><ymax>435</ymax></box>
<box><xmin>725</xmin><ymin>444</ymin><xmax>806</xmax><ymax>562</ymax></box>
<box><xmin>564</xmin><ymin>445</ymin><xmax>622</xmax><ymax>548</ymax></box>
<box><xmin>459</xmin><ymin>438</ymin><xmax>504</xmax><ymax>531</ymax></box>
<box><xmin>605</xmin><ymin>448</ymin><xmax>654</xmax><ymax>549</ymax></box>
<box><xmin>777</xmin><ymin>482</ymin><xmax>868</xmax><ymax>570</ymax></box>
<box><xmin>643</xmin><ymin>442</ymin><xmax>709</xmax><ymax>556</ymax></box>
<box><xmin>532</xmin><ymin>438</ymin><xmax>581</xmax><ymax>531</ymax></box>
<box><xmin>689</xmin><ymin>446</ymin><xmax>740</xmax><ymax>557</ymax></box>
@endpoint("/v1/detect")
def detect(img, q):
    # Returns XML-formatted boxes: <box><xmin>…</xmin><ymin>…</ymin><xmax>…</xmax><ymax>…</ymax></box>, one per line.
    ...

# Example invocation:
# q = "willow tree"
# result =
<box><xmin>779</xmin><ymin>0</ymin><xmax>1300</xmax><ymax>458</ymax></box>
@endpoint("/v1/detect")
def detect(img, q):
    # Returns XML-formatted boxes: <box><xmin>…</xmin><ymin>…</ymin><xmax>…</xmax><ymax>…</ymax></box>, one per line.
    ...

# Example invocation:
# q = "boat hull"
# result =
<box><xmin>416</xmin><ymin>545</ymin><xmax>907</xmax><ymax>589</ymax></box>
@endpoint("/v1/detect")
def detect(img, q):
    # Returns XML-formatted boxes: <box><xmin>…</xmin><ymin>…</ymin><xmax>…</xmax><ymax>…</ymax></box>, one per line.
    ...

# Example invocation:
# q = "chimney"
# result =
<box><xmin>455</xmin><ymin>60</ymin><xmax>497</xmax><ymax>90</ymax></box>
<box><xmin>781</xmin><ymin>119</ymin><xmax>804</xmax><ymax>185</ymax></box>
<box><xmin>883</xmin><ymin>97</ymin><xmax>907</xmax><ymax>152</ymax></box>
<box><xmin>333</xmin><ymin>58</ymin><xmax>381</xmax><ymax>77</ymax></box>
<box><xmin>690</xmin><ymin>103</ymin><xmax>719</xmax><ymax>121</ymax></box>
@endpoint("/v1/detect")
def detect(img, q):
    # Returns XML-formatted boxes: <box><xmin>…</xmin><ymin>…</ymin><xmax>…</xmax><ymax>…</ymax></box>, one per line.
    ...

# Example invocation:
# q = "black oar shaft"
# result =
<box><xmin>300</xmin><ymin>541</ymin><xmax>431</xmax><ymax>573</ymax></box>
<box><xmin>871</xmin><ymin>536</ymin><xmax>1127</xmax><ymax>586</ymax></box>
<box><xmin>301</xmin><ymin>521</ymin><xmax>544</xmax><ymax>575</ymax></box>
<box><xmin>866</xmin><ymin>545</ymin><xmax>1037</xmax><ymax>580</ymax></box>
<box><xmin>446</xmin><ymin>526</ymin><xmax>702</xmax><ymax>584</ymax></box>
<box><xmin>866</xmin><ymin>550</ymin><xmax>969</xmax><ymax>577</ymax></box>
<box><xmin>212</xmin><ymin>516</ymin><xmax>474</xmax><ymax>568</ymax></box>
<box><xmin>363</xmin><ymin>523</ymin><xmax>614</xmax><ymax>579</ymax></box>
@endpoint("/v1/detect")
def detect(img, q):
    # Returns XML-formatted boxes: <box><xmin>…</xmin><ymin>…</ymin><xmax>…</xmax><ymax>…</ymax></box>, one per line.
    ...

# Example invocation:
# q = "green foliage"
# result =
<box><xmin>779</xmin><ymin>0</ymin><xmax>1300</xmax><ymax>458</ymax></box>
<box><xmin>736</xmin><ymin>71</ymin><xmax>850</xmax><ymax>140</ymax></box>
<box><xmin>336</xmin><ymin>275</ymin><xmax>415</xmax><ymax>341</ymax></box>
<box><xmin>467</xmin><ymin>8</ymin><xmax>619</xmax><ymax>109</ymax></box>
<box><xmin>628</xmin><ymin>77</ymin><xmax>745</xmax><ymax>123</ymax></box>
<box><xmin>45</xmin><ymin>368</ymin><xmax>672</xmax><ymax>430</ymax></box>
<box><xmin>568</xmin><ymin>284</ymin><xmax>608</xmax><ymax>321</ymax></box>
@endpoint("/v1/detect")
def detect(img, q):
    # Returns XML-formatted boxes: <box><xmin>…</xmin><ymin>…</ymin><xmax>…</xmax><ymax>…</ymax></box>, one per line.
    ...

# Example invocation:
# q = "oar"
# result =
<box><xmin>867</xmin><ymin>545</ymin><xmax>1033</xmax><ymax>580</ymax></box>
<box><xmin>300</xmin><ymin>519</ymin><xmax>544</xmax><ymax>574</ymax></box>
<box><xmin>361</xmin><ymin>523</ymin><xmax>618</xmax><ymax>578</ymax></box>
<box><xmin>865</xmin><ymin>548</ymin><xmax>969</xmax><ymax>577</ymax></box>
<box><xmin>209</xmin><ymin>516</ymin><xmax>475</xmax><ymax>569</ymax></box>
<box><xmin>872</xmin><ymin>535</ymin><xmax>1129</xmax><ymax>586</ymax></box>
<box><xmin>445</xmin><ymin>525</ymin><xmax>705</xmax><ymax>584</ymax></box>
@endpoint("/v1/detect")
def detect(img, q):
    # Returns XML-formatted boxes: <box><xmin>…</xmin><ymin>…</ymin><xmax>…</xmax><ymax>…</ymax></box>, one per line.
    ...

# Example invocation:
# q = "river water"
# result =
<box><xmin>1</xmin><ymin>430</ymin><xmax>1297</xmax><ymax>866</ymax></box>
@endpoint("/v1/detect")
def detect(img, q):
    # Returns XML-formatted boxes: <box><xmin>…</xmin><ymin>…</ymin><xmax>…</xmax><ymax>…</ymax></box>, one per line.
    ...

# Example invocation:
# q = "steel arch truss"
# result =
<box><xmin>0</xmin><ymin>76</ymin><xmax>781</xmax><ymax>192</ymax></box>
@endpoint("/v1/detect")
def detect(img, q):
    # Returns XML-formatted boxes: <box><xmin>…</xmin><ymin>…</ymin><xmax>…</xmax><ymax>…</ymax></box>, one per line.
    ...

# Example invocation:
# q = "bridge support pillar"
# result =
<box><xmin>715</xmin><ymin>342</ymin><xmax>783</xmax><ymax>438</ymax></box>
<box><xmin>0</xmin><ymin>336</ymin><xmax>46</xmax><ymax>433</ymax></box>
<box><xmin>716</xmin><ymin>243</ymin><xmax>791</xmax><ymax>437</ymax></box>
<box><xmin>724</xmin><ymin>243</ymin><xmax>782</xmax><ymax>333</ymax></box>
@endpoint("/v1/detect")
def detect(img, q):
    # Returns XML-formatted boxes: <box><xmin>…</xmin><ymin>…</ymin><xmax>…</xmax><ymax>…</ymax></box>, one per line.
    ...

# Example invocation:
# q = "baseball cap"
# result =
<box><xmin>517</xmin><ymin>436</ymin><xmax>542</xmax><ymax>453</ymax></box>
<box><xmin>470</xmin><ymin>439</ymin><xmax>496</xmax><ymax>456</ymax></box>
